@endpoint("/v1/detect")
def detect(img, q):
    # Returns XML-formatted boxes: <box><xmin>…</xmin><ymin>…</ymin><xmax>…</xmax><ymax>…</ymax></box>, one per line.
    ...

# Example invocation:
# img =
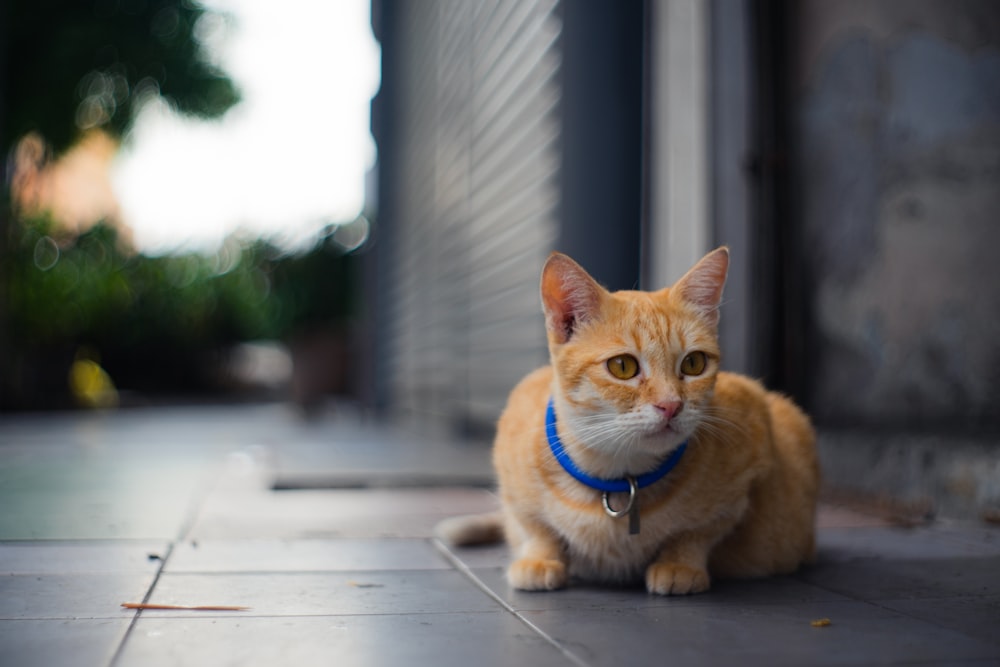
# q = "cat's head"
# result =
<box><xmin>541</xmin><ymin>248</ymin><xmax>729</xmax><ymax>464</ymax></box>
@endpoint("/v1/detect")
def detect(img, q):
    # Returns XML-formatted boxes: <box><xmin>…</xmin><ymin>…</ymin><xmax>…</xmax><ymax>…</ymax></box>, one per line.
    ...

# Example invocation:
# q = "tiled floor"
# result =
<box><xmin>1</xmin><ymin>404</ymin><xmax>998</xmax><ymax>666</ymax></box>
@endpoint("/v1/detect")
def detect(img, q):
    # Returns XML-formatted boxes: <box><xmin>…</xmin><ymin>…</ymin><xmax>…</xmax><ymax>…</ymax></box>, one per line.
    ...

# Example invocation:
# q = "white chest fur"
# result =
<box><xmin>543</xmin><ymin>483</ymin><xmax>679</xmax><ymax>583</ymax></box>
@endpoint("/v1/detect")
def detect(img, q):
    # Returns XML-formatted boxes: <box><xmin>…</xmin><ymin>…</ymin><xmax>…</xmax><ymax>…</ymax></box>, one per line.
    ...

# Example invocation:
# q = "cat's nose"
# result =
<box><xmin>654</xmin><ymin>401</ymin><xmax>682</xmax><ymax>421</ymax></box>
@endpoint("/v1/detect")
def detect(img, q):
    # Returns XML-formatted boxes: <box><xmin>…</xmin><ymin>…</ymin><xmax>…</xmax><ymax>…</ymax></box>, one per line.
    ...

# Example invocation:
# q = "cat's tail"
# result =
<box><xmin>434</xmin><ymin>511</ymin><xmax>504</xmax><ymax>547</ymax></box>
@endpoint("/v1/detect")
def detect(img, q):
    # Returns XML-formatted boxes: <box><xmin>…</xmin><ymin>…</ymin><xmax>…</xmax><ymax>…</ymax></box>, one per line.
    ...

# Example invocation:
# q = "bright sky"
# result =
<box><xmin>112</xmin><ymin>0</ymin><xmax>380</xmax><ymax>254</ymax></box>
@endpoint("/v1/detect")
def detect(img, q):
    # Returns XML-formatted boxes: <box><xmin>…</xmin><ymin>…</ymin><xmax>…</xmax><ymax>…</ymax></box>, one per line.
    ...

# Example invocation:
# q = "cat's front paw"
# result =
<box><xmin>508</xmin><ymin>557</ymin><xmax>568</xmax><ymax>591</ymax></box>
<box><xmin>645</xmin><ymin>562</ymin><xmax>710</xmax><ymax>595</ymax></box>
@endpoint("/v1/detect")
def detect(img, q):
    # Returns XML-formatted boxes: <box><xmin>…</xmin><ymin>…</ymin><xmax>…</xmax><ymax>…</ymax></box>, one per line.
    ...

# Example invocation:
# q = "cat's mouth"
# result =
<box><xmin>645</xmin><ymin>414</ymin><xmax>691</xmax><ymax>443</ymax></box>
<box><xmin>649</xmin><ymin>419</ymin><xmax>676</xmax><ymax>434</ymax></box>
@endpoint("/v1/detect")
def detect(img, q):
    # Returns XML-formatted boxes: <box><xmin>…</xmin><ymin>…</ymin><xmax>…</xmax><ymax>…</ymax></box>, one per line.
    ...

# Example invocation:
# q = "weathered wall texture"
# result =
<box><xmin>793</xmin><ymin>0</ymin><xmax>1000</xmax><ymax>430</ymax></box>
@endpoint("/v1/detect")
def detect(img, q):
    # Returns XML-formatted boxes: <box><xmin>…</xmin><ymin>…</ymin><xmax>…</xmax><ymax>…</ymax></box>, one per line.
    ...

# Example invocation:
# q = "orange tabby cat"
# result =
<box><xmin>439</xmin><ymin>247</ymin><xmax>819</xmax><ymax>595</ymax></box>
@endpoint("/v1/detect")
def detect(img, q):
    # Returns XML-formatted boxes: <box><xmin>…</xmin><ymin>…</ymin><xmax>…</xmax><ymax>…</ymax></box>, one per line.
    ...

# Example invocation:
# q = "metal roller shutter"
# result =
<box><xmin>385</xmin><ymin>0</ymin><xmax>562</xmax><ymax>429</ymax></box>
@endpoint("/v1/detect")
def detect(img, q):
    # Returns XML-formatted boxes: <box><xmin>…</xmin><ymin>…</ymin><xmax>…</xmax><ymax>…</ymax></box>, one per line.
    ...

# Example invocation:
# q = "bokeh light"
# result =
<box><xmin>112</xmin><ymin>0</ymin><xmax>380</xmax><ymax>254</ymax></box>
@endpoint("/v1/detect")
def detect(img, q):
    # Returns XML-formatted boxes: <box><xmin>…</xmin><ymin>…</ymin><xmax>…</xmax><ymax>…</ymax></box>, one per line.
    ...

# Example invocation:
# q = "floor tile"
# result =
<box><xmin>144</xmin><ymin>570</ymin><xmax>502</xmax><ymax>617</ymax></box>
<box><xmin>0</xmin><ymin>573</ymin><xmax>156</xmax><ymax>620</ymax></box>
<box><xmin>0</xmin><ymin>444</ymin><xmax>219</xmax><ymax>540</ymax></box>
<box><xmin>879</xmin><ymin>595</ymin><xmax>1000</xmax><ymax>647</ymax></box>
<box><xmin>0</xmin><ymin>618</ymin><xmax>131</xmax><ymax>667</ymax></box>
<box><xmin>797</xmin><ymin>556</ymin><xmax>1000</xmax><ymax>600</ymax></box>
<box><xmin>468</xmin><ymin>565</ymin><xmax>848</xmax><ymax>613</ymax></box>
<box><xmin>164</xmin><ymin>538</ymin><xmax>451</xmax><ymax>573</ymax></box>
<box><xmin>816</xmin><ymin>526</ymin><xmax>1000</xmax><ymax>561</ymax></box>
<box><xmin>925</xmin><ymin>521</ymin><xmax>1000</xmax><ymax>554</ymax></box>
<box><xmin>443</xmin><ymin>520</ymin><xmax>998</xmax><ymax>576</ymax></box>
<box><xmin>0</xmin><ymin>541</ymin><xmax>168</xmax><ymax>574</ymax></box>
<box><xmin>440</xmin><ymin>542</ymin><xmax>510</xmax><ymax>570</ymax></box>
<box><xmin>189</xmin><ymin>488</ymin><xmax>500</xmax><ymax>539</ymax></box>
<box><xmin>270</xmin><ymin>418</ymin><xmax>494</xmax><ymax>485</ymax></box>
<box><xmin>4</xmin><ymin>404</ymin><xmax>1000</xmax><ymax>667</ymax></box>
<box><xmin>520</xmin><ymin>599</ymin><xmax>1000</xmax><ymax>666</ymax></box>
<box><xmin>117</xmin><ymin>613</ymin><xmax>575</xmax><ymax>667</ymax></box>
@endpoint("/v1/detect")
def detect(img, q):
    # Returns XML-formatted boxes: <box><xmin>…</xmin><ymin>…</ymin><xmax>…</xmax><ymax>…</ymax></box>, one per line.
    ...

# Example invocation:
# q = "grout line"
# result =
<box><xmin>107</xmin><ymin>541</ymin><xmax>176</xmax><ymax>667</ymax></box>
<box><xmin>108</xmin><ymin>454</ymin><xmax>233</xmax><ymax>666</ymax></box>
<box><xmin>431</xmin><ymin>538</ymin><xmax>591</xmax><ymax>667</ymax></box>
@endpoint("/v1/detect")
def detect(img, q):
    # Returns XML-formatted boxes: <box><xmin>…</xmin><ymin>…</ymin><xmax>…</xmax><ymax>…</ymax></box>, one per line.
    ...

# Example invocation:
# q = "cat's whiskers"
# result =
<box><xmin>609</xmin><ymin>434</ymin><xmax>645</xmax><ymax>474</ymax></box>
<box><xmin>692</xmin><ymin>404</ymin><xmax>752</xmax><ymax>441</ymax></box>
<box><xmin>554</xmin><ymin>412</ymin><xmax>649</xmax><ymax>473</ymax></box>
<box><xmin>569</xmin><ymin>416</ymin><xmax>633</xmax><ymax>447</ymax></box>
<box><xmin>562</xmin><ymin>411</ymin><xmax>684</xmax><ymax>478</ymax></box>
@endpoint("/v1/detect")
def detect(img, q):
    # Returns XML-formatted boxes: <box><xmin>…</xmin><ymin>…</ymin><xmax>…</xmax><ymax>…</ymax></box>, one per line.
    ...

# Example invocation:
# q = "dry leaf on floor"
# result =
<box><xmin>122</xmin><ymin>603</ymin><xmax>250</xmax><ymax>611</ymax></box>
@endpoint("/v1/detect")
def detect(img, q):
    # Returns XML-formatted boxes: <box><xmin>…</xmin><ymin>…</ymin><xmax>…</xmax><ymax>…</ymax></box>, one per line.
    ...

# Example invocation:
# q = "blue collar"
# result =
<box><xmin>545</xmin><ymin>397</ymin><xmax>687</xmax><ymax>494</ymax></box>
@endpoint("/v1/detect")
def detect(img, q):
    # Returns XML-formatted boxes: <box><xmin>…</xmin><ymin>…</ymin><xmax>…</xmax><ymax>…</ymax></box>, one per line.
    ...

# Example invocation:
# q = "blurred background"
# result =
<box><xmin>1</xmin><ymin>0</ymin><xmax>998</xmax><ymax>516</ymax></box>
<box><xmin>1</xmin><ymin>0</ymin><xmax>378</xmax><ymax>412</ymax></box>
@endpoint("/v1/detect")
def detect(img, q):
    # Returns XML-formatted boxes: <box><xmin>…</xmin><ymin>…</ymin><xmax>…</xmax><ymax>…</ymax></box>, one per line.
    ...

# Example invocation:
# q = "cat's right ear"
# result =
<box><xmin>541</xmin><ymin>253</ymin><xmax>605</xmax><ymax>344</ymax></box>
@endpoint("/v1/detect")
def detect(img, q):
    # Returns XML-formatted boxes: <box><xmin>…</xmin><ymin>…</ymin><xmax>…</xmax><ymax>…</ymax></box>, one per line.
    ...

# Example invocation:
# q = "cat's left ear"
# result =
<box><xmin>670</xmin><ymin>246</ymin><xmax>729</xmax><ymax>327</ymax></box>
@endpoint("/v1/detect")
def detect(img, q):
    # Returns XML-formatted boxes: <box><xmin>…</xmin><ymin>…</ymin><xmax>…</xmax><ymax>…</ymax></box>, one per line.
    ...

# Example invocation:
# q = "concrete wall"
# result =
<box><xmin>791</xmin><ymin>0</ymin><xmax>1000</xmax><ymax>431</ymax></box>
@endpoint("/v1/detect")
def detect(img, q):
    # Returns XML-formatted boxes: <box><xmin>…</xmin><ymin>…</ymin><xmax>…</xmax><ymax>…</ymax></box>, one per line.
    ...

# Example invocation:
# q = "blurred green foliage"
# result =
<box><xmin>0</xmin><ymin>0</ymin><xmax>249</xmax><ymax>407</ymax></box>
<box><xmin>4</xmin><ymin>216</ymin><xmax>358</xmax><ymax>405</ymax></box>
<box><xmin>2</xmin><ymin>0</ymin><xmax>240</xmax><ymax>155</ymax></box>
<box><xmin>0</xmin><ymin>1</ymin><xmax>366</xmax><ymax>408</ymax></box>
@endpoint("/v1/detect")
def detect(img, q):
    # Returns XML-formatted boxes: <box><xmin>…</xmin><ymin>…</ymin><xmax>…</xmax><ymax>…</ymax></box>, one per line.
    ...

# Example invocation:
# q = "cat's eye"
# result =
<box><xmin>680</xmin><ymin>351</ymin><xmax>707</xmax><ymax>377</ymax></box>
<box><xmin>607</xmin><ymin>354</ymin><xmax>640</xmax><ymax>380</ymax></box>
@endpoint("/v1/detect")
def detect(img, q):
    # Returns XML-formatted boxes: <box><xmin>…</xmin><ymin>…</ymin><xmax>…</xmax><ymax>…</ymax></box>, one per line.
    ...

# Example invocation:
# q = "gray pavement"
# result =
<box><xmin>1</xmin><ymin>403</ymin><xmax>998</xmax><ymax>666</ymax></box>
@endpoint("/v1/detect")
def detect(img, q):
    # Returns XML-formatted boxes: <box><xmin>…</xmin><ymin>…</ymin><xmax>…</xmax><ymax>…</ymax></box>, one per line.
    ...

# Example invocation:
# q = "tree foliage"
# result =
<box><xmin>6</xmin><ymin>216</ymin><xmax>359</xmax><ymax>406</ymax></box>
<box><xmin>2</xmin><ymin>0</ymin><xmax>240</xmax><ymax>155</ymax></box>
<box><xmin>0</xmin><ymin>1</ymin><xmax>366</xmax><ymax>409</ymax></box>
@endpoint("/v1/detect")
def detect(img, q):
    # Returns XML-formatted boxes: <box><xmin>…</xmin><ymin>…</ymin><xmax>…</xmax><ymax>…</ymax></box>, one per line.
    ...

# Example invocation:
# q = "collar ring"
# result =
<box><xmin>601</xmin><ymin>476</ymin><xmax>637</xmax><ymax>518</ymax></box>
